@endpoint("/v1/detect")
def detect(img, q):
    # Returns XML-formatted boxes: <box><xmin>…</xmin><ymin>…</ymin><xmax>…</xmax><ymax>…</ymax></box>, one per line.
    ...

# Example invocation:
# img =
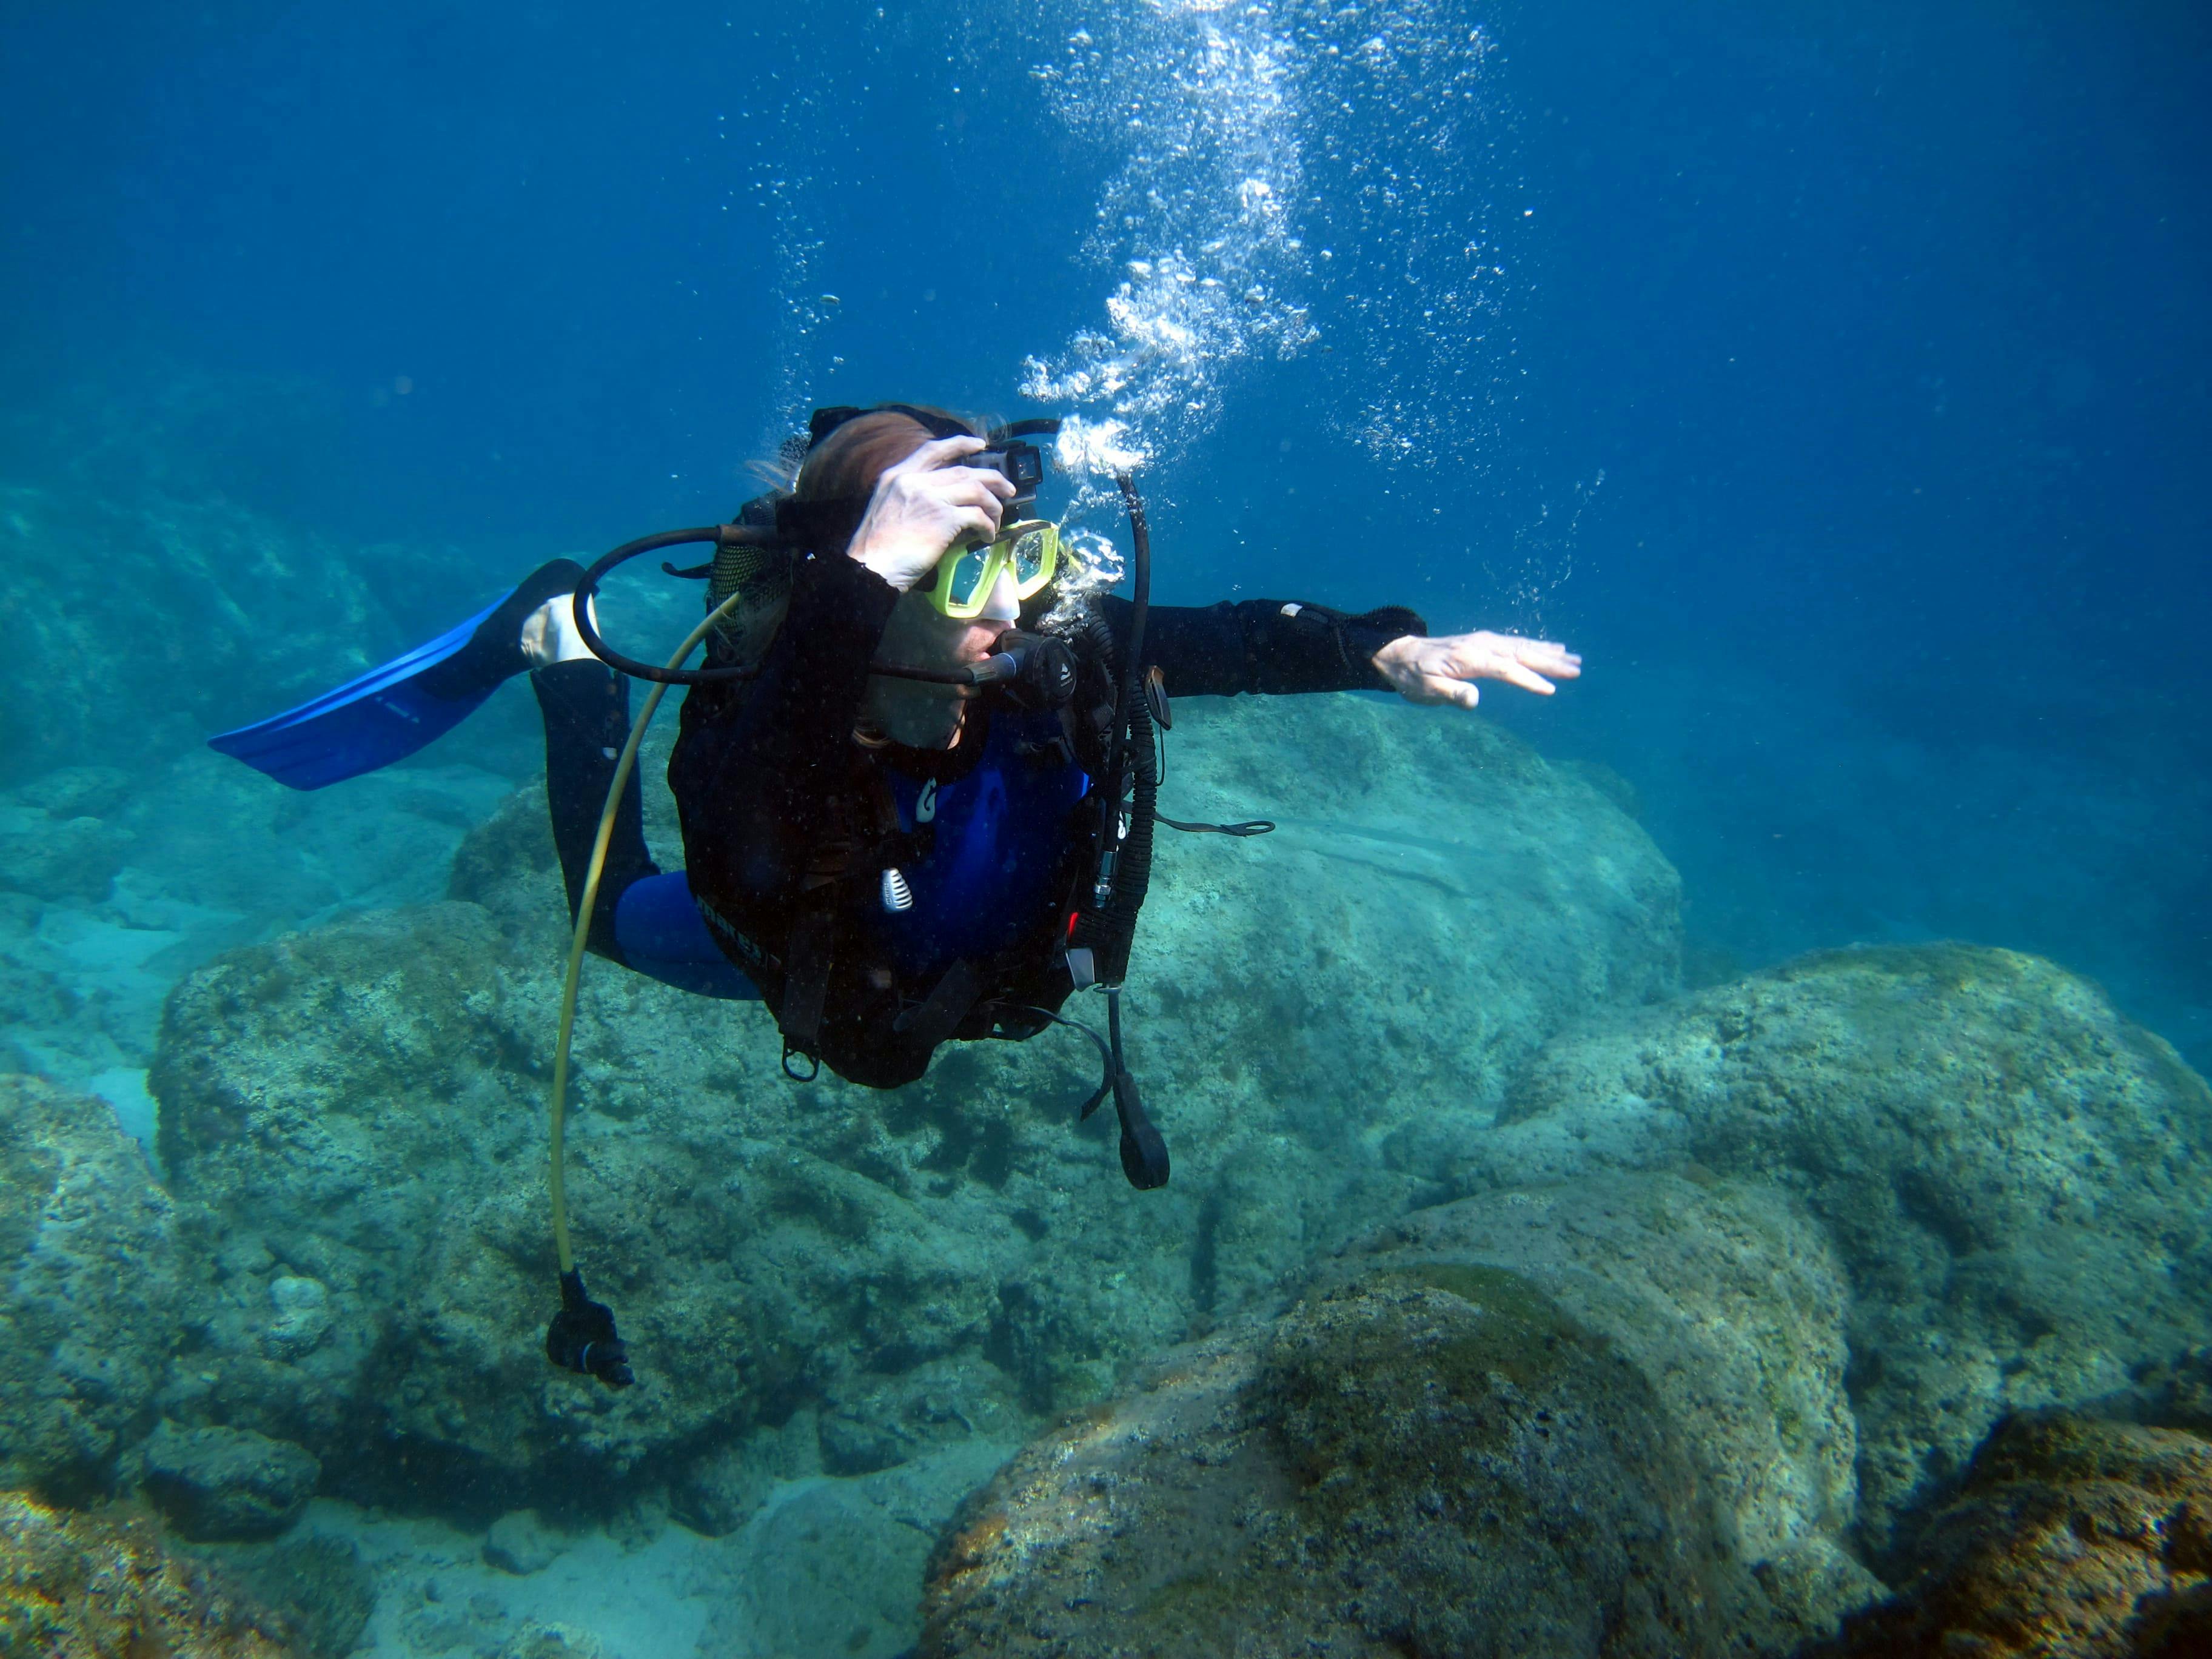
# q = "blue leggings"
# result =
<box><xmin>610</xmin><ymin>873</ymin><xmax>759</xmax><ymax>1000</ymax></box>
<box><xmin>533</xmin><ymin>659</ymin><xmax>759</xmax><ymax>1002</ymax></box>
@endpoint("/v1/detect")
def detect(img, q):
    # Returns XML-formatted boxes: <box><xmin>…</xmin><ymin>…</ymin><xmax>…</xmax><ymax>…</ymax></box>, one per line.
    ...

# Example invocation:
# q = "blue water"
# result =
<box><xmin>0</xmin><ymin>0</ymin><xmax>2208</xmax><ymax>1636</ymax></box>
<box><xmin>7</xmin><ymin>2</ymin><xmax>2200</xmax><ymax>1062</ymax></box>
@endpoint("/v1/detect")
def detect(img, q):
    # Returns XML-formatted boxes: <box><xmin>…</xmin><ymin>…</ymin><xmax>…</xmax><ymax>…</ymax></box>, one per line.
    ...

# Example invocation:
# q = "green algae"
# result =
<box><xmin>1267</xmin><ymin>1264</ymin><xmax>1610</xmax><ymax>1521</ymax></box>
<box><xmin>1133</xmin><ymin>1569</ymin><xmax>1248</xmax><ymax>1645</ymax></box>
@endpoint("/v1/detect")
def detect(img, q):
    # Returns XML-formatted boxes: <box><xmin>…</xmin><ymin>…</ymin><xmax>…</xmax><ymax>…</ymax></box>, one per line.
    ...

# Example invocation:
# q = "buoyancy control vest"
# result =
<box><xmin>669</xmin><ymin>603</ymin><xmax>1129</xmax><ymax>1093</ymax></box>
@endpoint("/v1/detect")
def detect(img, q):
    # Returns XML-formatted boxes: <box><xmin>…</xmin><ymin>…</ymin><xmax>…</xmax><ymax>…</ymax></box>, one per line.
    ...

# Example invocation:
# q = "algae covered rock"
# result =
<box><xmin>183</xmin><ymin>1529</ymin><xmax>376</xmax><ymax>1659</ymax></box>
<box><xmin>143</xmin><ymin>1422</ymin><xmax>320</xmax><ymax>1541</ymax></box>
<box><xmin>0</xmin><ymin>767</ymin><xmax>135</xmax><ymax>902</ymax></box>
<box><xmin>1332</xmin><ymin>1171</ymin><xmax>1882</xmax><ymax>1642</ymax></box>
<box><xmin>708</xmin><ymin>1439</ymin><xmax>1014</xmax><ymax>1659</ymax></box>
<box><xmin>0</xmin><ymin>480</ymin><xmax>489</xmax><ymax>786</ymax></box>
<box><xmin>483</xmin><ymin>1507</ymin><xmax>567</xmax><ymax>1575</ymax></box>
<box><xmin>149</xmin><ymin>695</ymin><xmax>1680</xmax><ymax>1506</ymax></box>
<box><xmin>150</xmin><ymin>903</ymin><xmax>551</xmax><ymax>1473</ymax></box>
<box><xmin>1815</xmin><ymin>1411</ymin><xmax>2212</xmax><ymax>1658</ymax></box>
<box><xmin>922</xmin><ymin>1172</ymin><xmax>1878</xmax><ymax>1657</ymax></box>
<box><xmin>0</xmin><ymin>1487</ymin><xmax>291</xmax><ymax>1657</ymax></box>
<box><xmin>1445</xmin><ymin>943</ymin><xmax>2212</xmax><ymax>1544</ymax></box>
<box><xmin>0</xmin><ymin>1073</ymin><xmax>178</xmax><ymax>1501</ymax></box>
<box><xmin>497</xmin><ymin>1623</ymin><xmax>614</xmax><ymax>1659</ymax></box>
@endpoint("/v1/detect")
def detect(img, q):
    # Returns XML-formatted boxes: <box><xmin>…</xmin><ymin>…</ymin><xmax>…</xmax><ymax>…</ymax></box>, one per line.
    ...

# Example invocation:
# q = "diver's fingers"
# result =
<box><xmin>1431</xmin><ymin>638</ymin><xmax>1515</xmax><ymax>684</ymax></box>
<box><xmin>897</xmin><ymin>435</ymin><xmax>986</xmax><ymax>474</ymax></box>
<box><xmin>1489</xmin><ymin>659</ymin><xmax>1559</xmax><ymax>695</ymax></box>
<box><xmin>949</xmin><ymin>503</ymin><xmax>1002</xmax><ymax>545</ymax></box>
<box><xmin>935</xmin><ymin>474</ymin><xmax>1013</xmax><ymax>514</ymax></box>
<box><xmin>945</xmin><ymin>465</ymin><xmax>1017</xmax><ymax>500</ymax></box>
<box><xmin>1515</xmin><ymin>640</ymin><xmax>1583</xmax><ymax>677</ymax></box>
<box><xmin>1413</xmin><ymin>672</ymin><xmax>1481</xmax><ymax>709</ymax></box>
<box><xmin>1440</xmin><ymin>634</ymin><xmax>1574</xmax><ymax>692</ymax></box>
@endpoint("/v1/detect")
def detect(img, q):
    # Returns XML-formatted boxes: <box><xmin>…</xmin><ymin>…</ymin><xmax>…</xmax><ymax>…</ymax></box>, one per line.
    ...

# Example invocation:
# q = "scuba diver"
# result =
<box><xmin>210</xmin><ymin>402</ymin><xmax>1581</xmax><ymax>1386</ymax></box>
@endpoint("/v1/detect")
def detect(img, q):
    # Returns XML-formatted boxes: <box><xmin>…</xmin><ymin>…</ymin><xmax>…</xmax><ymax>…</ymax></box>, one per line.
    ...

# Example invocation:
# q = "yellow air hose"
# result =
<box><xmin>547</xmin><ymin>588</ymin><xmax>746</xmax><ymax>1278</ymax></box>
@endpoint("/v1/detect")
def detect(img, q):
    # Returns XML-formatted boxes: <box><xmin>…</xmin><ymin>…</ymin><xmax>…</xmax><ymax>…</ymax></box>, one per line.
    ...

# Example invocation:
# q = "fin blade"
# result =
<box><xmin>206</xmin><ymin>601</ymin><xmax>501</xmax><ymax>791</ymax></box>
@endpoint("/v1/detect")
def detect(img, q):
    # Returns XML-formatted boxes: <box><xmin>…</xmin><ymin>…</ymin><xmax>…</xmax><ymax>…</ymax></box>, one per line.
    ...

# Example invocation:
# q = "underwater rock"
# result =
<box><xmin>1813</xmin><ymin>1410</ymin><xmax>2212</xmax><ymax>1658</ymax></box>
<box><xmin>183</xmin><ymin>1529</ymin><xmax>377</xmax><ymax>1659</ymax></box>
<box><xmin>0</xmin><ymin>769</ymin><xmax>135</xmax><ymax>903</ymax></box>
<box><xmin>496</xmin><ymin>1623</ymin><xmax>615</xmax><ymax>1659</ymax></box>
<box><xmin>921</xmin><ymin>1171</ymin><xmax>1880</xmax><ymax>1658</ymax></box>
<box><xmin>0</xmin><ymin>1487</ymin><xmax>291</xmax><ymax>1657</ymax></box>
<box><xmin>671</xmin><ymin>1410</ymin><xmax>823</xmax><ymax>1537</ymax></box>
<box><xmin>1442</xmin><ymin>943</ymin><xmax>2212</xmax><ymax>1548</ymax></box>
<box><xmin>262</xmin><ymin>1273</ymin><xmax>332</xmax><ymax>1359</ymax></box>
<box><xmin>0</xmin><ymin>483</ymin><xmax>477</xmax><ymax>786</ymax></box>
<box><xmin>0</xmin><ymin>1073</ymin><xmax>178</xmax><ymax>1502</ymax></box>
<box><xmin>150</xmin><ymin>695</ymin><xmax>1680</xmax><ymax>1507</ymax></box>
<box><xmin>2093</xmin><ymin>1345</ymin><xmax>2212</xmax><ymax>1436</ymax></box>
<box><xmin>1330</xmin><ymin>1171</ymin><xmax>1884</xmax><ymax>1645</ymax></box>
<box><xmin>483</xmin><ymin>1507</ymin><xmax>568</xmax><ymax>1575</ymax></box>
<box><xmin>709</xmin><ymin>1440</ymin><xmax>1014</xmax><ymax>1659</ymax></box>
<box><xmin>143</xmin><ymin>1422</ymin><xmax>321</xmax><ymax>1541</ymax></box>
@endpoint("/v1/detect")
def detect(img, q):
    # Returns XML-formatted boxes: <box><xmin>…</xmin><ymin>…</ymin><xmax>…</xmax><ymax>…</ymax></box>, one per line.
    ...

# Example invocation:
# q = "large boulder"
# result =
<box><xmin>701</xmin><ymin>1439</ymin><xmax>1015</xmax><ymax>1659</ymax></box>
<box><xmin>1330</xmin><ymin>1171</ymin><xmax>1879</xmax><ymax>1634</ymax></box>
<box><xmin>0</xmin><ymin>479</ymin><xmax>531</xmax><ymax>789</ymax></box>
<box><xmin>0</xmin><ymin>766</ymin><xmax>136</xmax><ymax>903</ymax></box>
<box><xmin>143</xmin><ymin>1422</ymin><xmax>321</xmax><ymax>1541</ymax></box>
<box><xmin>1814</xmin><ymin>1411</ymin><xmax>2212</xmax><ymax>1658</ymax></box>
<box><xmin>0</xmin><ymin>1073</ymin><xmax>178</xmax><ymax>1501</ymax></box>
<box><xmin>0</xmin><ymin>1486</ymin><xmax>292</xmax><ymax>1657</ymax></box>
<box><xmin>149</xmin><ymin>694</ymin><xmax>1681</xmax><ymax>1504</ymax></box>
<box><xmin>0</xmin><ymin>484</ymin><xmax>381</xmax><ymax>786</ymax></box>
<box><xmin>182</xmin><ymin>1529</ymin><xmax>377</xmax><ymax>1659</ymax></box>
<box><xmin>922</xmin><ymin>1171</ymin><xmax>1880</xmax><ymax>1658</ymax></box>
<box><xmin>1435</xmin><ymin>943</ymin><xmax>2212</xmax><ymax>1546</ymax></box>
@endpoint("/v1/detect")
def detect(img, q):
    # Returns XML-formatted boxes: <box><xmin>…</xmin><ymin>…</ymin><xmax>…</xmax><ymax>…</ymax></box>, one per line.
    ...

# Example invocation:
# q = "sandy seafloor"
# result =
<box><xmin>305</xmin><ymin>1498</ymin><xmax>725</xmax><ymax>1657</ymax></box>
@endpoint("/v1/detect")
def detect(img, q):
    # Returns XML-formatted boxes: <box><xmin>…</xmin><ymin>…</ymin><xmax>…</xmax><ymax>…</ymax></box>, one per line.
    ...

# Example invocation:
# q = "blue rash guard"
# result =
<box><xmin>612</xmin><ymin>704</ymin><xmax>1088</xmax><ymax>1001</ymax></box>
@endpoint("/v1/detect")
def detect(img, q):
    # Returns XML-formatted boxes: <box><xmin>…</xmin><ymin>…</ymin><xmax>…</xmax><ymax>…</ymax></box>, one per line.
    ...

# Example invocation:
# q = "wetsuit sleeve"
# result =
<box><xmin>747</xmin><ymin>552</ymin><xmax>904</xmax><ymax>763</ymax></box>
<box><xmin>531</xmin><ymin>660</ymin><xmax>658</xmax><ymax>963</ymax></box>
<box><xmin>664</xmin><ymin>550</ymin><xmax>904</xmax><ymax>939</ymax></box>
<box><xmin>1099</xmin><ymin>597</ymin><xmax>1428</xmax><ymax>697</ymax></box>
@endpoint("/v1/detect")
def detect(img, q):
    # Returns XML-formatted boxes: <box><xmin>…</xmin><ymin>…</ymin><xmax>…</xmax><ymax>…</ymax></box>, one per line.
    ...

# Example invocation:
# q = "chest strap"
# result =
<box><xmin>892</xmin><ymin>959</ymin><xmax>983</xmax><ymax>1051</ymax></box>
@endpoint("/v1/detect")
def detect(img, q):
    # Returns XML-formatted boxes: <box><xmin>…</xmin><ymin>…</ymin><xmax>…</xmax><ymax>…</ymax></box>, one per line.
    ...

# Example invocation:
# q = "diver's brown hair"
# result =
<box><xmin>794</xmin><ymin>404</ymin><xmax>982</xmax><ymax>545</ymax></box>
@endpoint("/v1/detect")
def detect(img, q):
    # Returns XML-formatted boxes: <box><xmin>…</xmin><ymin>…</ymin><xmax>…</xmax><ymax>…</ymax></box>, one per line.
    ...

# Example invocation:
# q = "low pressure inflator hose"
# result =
<box><xmin>543</xmin><ymin>581</ymin><xmax>748</xmax><ymax>1390</ymax></box>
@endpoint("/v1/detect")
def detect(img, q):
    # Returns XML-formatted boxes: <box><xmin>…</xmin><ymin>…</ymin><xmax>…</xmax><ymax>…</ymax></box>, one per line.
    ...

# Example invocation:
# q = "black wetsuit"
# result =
<box><xmin>531</xmin><ymin>549</ymin><xmax>1423</xmax><ymax>1088</ymax></box>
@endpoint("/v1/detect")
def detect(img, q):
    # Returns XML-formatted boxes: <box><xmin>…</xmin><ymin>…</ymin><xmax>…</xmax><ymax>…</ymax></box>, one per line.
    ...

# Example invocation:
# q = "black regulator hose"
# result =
<box><xmin>572</xmin><ymin>521</ymin><xmax>1027</xmax><ymax>689</ymax></box>
<box><xmin>1064</xmin><ymin>472</ymin><xmax>1167</xmax><ymax>1191</ymax></box>
<box><xmin>573</xmin><ymin>526</ymin><xmax>762</xmax><ymax>685</ymax></box>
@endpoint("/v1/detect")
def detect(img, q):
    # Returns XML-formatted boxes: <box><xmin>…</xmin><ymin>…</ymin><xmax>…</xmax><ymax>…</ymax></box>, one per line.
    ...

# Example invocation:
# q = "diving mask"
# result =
<box><xmin>925</xmin><ymin>520</ymin><xmax>1064</xmax><ymax>620</ymax></box>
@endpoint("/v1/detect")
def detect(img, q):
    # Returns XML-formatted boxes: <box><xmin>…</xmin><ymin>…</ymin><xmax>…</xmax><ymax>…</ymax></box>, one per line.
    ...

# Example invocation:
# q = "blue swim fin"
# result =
<box><xmin>209</xmin><ymin>559</ymin><xmax>585</xmax><ymax>790</ymax></box>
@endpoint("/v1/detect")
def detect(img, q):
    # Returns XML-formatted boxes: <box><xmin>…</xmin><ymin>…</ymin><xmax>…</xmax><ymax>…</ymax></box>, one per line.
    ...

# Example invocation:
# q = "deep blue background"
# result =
<box><xmin>2</xmin><ymin>0</ymin><xmax>2207</xmax><ymax>1040</ymax></box>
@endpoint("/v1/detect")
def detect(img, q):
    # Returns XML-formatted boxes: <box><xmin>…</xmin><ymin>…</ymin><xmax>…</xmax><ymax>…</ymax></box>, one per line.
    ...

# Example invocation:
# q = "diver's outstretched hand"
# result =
<box><xmin>1372</xmin><ymin>631</ymin><xmax>1582</xmax><ymax>709</ymax></box>
<box><xmin>848</xmin><ymin>435</ymin><xmax>1015</xmax><ymax>592</ymax></box>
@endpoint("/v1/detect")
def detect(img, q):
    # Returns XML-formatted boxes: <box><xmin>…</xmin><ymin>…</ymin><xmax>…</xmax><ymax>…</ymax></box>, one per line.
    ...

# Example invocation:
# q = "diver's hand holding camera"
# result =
<box><xmin>847</xmin><ymin>434</ymin><xmax>1016</xmax><ymax>591</ymax></box>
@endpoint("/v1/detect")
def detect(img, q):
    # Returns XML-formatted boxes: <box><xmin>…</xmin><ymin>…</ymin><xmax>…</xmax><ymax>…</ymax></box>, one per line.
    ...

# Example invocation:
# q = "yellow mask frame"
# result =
<box><xmin>924</xmin><ymin>520</ymin><xmax>1062</xmax><ymax>618</ymax></box>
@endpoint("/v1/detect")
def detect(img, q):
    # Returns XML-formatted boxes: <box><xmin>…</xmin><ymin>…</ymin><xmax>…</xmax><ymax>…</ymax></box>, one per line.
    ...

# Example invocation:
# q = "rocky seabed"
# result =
<box><xmin>6</xmin><ymin>657</ymin><xmax>2212</xmax><ymax>1657</ymax></box>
